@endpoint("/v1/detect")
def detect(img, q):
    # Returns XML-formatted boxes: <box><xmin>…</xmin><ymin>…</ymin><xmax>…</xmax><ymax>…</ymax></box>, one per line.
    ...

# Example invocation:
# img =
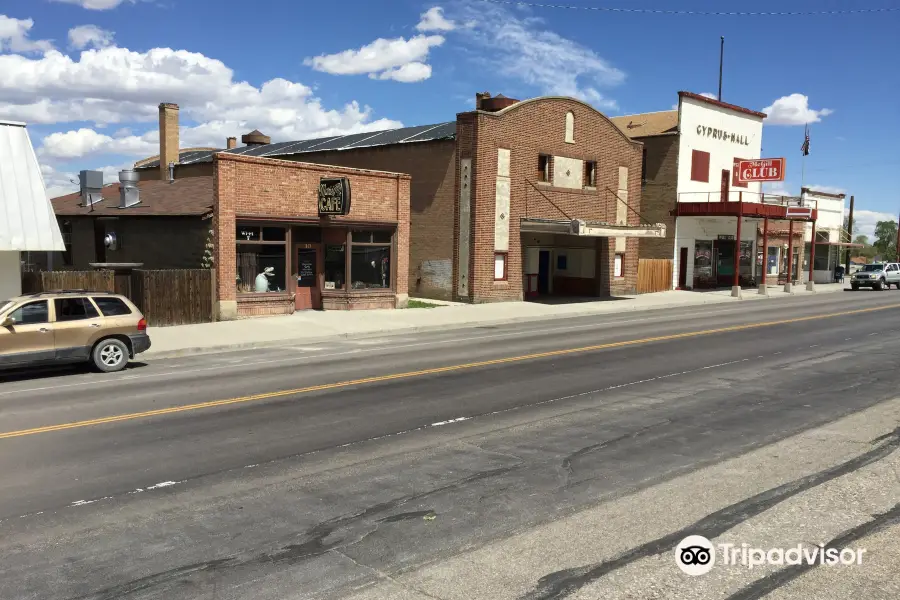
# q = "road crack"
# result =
<box><xmin>519</xmin><ymin>425</ymin><xmax>900</xmax><ymax>600</ymax></box>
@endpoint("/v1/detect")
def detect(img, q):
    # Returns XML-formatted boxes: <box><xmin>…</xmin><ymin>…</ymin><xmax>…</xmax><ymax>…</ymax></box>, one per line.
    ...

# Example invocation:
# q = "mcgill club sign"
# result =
<box><xmin>734</xmin><ymin>158</ymin><xmax>785</xmax><ymax>183</ymax></box>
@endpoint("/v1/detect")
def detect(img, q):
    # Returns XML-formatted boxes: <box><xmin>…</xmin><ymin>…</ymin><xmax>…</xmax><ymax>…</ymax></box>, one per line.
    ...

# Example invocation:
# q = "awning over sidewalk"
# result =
<box><xmin>673</xmin><ymin>201</ymin><xmax>818</xmax><ymax>221</ymax></box>
<box><xmin>0</xmin><ymin>120</ymin><xmax>65</xmax><ymax>251</ymax></box>
<box><xmin>520</xmin><ymin>218</ymin><xmax>666</xmax><ymax>238</ymax></box>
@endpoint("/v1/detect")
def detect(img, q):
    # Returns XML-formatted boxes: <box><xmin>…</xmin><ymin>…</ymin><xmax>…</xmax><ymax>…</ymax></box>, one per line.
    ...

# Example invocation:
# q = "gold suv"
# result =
<box><xmin>0</xmin><ymin>290</ymin><xmax>151</xmax><ymax>373</ymax></box>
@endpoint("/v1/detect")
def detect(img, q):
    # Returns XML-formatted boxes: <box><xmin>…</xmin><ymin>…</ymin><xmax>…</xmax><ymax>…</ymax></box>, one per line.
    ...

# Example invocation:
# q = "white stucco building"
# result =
<box><xmin>672</xmin><ymin>92</ymin><xmax>768</xmax><ymax>290</ymax></box>
<box><xmin>801</xmin><ymin>187</ymin><xmax>848</xmax><ymax>283</ymax></box>
<box><xmin>614</xmin><ymin>92</ymin><xmax>820</xmax><ymax>294</ymax></box>
<box><xmin>0</xmin><ymin>120</ymin><xmax>65</xmax><ymax>300</ymax></box>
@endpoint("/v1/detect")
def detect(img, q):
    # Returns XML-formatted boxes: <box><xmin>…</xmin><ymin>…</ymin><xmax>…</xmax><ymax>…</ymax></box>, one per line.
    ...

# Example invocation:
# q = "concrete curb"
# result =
<box><xmin>142</xmin><ymin>286</ymin><xmax>847</xmax><ymax>361</ymax></box>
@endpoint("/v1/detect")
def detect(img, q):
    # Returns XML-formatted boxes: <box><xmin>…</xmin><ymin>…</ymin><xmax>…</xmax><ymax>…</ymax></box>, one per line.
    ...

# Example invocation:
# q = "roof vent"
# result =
<box><xmin>241</xmin><ymin>129</ymin><xmax>271</xmax><ymax>146</ymax></box>
<box><xmin>118</xmin><ymin>169</ymin><xmax>141</xmax><ymax>209</ymax></box>
<box><xmin>79</xmin><ymin>170</ymin><xmax>104</xmax><ymax>207</ymax></box>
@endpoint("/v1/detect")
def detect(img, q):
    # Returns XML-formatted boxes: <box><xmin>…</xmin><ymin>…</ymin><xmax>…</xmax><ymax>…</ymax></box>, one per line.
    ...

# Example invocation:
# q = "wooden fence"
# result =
<box><xmin>21</xmin><ymin>270</ymin><xmax>115</xmax><ymax>294</ymax></box>
<box><xmin>131</xmin><ymin>269</ymin><xmax>214</xmax><ymax>327</ymax></box>
<box><xmin>636</xmin><ymin>259</ymin><xmax>673</xmax><ymax>294</ymax></box>
<box><xmin>21</xmin><ymin>269</ymin><xmax>215</xmax><ymax>327</ymax></box>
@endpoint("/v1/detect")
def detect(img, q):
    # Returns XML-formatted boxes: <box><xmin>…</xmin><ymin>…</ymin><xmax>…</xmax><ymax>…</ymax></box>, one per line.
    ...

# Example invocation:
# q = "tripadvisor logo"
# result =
<box><xmin>674</xmin><ymin>535</ymin><xmax>867</xmax><ymax>575</ymax></box>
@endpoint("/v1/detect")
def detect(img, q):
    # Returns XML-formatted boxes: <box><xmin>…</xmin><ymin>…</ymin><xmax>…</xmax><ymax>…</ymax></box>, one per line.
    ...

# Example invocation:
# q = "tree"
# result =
<box><xmin>853</xmin><ymin>234</ymin><xmax>869</xmax><ymax>246</ymax></box>
<box><xmin>873</xmin><ymin>220</ymin><xmax>898</xmax><ymax>262</ymax></box>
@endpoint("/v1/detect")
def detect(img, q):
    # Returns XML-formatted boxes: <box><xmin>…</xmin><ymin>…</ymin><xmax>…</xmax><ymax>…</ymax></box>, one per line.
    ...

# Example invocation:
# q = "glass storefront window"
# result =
<box><xmin>236</xmin><ymin>244</ymin><xmax>286</xmax><ymax>293</ymax></box>
<box><xmin>324</xmin><ymin>245</ymin><xmax>346</xmax><ymax>290</ymax></box>
<box><xmin>351</xmin><ymin>245</ymin><xmax>391</xmax><ymax>289</ymax></box>
<box><xmin>352</xmin><ymin>230</ymin><xmax>392</xmax><ymax>243</ymax></box>
<box><xmin>739</xmin><ymin>241</ymin><xmax>753</xmax><ymax>276</ymax></box>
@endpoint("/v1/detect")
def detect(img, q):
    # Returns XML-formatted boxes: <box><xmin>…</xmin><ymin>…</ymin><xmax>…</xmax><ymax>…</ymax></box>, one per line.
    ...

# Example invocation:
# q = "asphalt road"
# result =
<box><xmin>0</xmin><ymin>291</ymin><xmax>898</xmax><ymax>600</ymax></box>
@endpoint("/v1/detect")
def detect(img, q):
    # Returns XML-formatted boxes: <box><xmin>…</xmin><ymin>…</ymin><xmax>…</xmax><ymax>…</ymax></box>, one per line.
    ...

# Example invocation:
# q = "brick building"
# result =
<box><xmin>135</xmin><ymin>96</ymin><xmax>665</xmax><ymax>303</ymax></box>
<box><xmin>214</xmin><ymin>153</ymin><xmax>410</xmax><ymax>319</ymax></box>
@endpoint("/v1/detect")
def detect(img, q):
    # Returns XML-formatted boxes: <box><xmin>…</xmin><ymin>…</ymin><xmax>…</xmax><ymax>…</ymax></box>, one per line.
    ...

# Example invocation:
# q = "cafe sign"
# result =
<box><xmin>318</xmin><ymin>177</ymin><xmax>352</xmax><ymax>216</ymax></box>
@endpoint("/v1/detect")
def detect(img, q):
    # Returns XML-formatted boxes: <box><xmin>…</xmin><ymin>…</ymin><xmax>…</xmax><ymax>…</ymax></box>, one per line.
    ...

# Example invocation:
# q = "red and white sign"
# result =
<box><xmin>786</xmin><ymin>206</ymin><xmax>813</xmax><ymax>219</ymax></box>
<box><xmin>734</xmin><ymin>158</ymin><xmax>786</xmax><ymax>183</ymax></box>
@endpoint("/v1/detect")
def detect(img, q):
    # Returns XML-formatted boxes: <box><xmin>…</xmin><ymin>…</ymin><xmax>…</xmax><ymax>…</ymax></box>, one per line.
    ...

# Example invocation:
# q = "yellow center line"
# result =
<box><xmin>2</xmin><ymin>302</ymin><xmax>898</xmax><ymax>441</ymax></box>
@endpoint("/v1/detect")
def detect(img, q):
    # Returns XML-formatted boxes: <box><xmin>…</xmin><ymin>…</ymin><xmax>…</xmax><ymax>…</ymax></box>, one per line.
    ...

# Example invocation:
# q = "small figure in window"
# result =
<box><xmin>255</xmin><ymin>267</ymin><xmax>275</xmax><ymax>292</ymax></box>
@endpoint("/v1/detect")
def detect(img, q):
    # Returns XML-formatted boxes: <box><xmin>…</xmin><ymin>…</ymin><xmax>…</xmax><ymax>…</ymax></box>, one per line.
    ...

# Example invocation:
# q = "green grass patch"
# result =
<box><xmin>406</xmin><ymin>299</ymin><xmax>442</xmax><ymax>309</ymax></box>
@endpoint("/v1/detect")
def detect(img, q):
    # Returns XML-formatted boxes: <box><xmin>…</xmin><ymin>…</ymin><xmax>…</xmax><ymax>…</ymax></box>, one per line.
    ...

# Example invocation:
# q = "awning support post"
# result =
<box><xmin>759</xmin><ymin>216</ymin><xmax>769</xmax><ymax>296</ymax></box>
<box><xmin>784</xmin><ymin>219</ymin><xmax>794</xmax><ymax>293</ymax></box>
<box><xmin>732</xmin><ymin>192</ymin><xmax>743</xmax><ymax>298</ymax></box>
<box><xmin>807</xmin><ymin>219</ymin><xmax>817</xmax><ymax>292</ymax></box>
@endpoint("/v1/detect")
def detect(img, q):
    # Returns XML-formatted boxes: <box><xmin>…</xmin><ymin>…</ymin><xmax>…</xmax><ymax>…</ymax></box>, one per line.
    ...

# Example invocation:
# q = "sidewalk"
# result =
<box><xmin>143</xmin><ymin>283</ymin><xmax>848</xmax><ymax>359</ymax></box>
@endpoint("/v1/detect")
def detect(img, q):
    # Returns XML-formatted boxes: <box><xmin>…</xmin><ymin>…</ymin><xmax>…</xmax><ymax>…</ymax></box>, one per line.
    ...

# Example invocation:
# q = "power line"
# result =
<box><xmin>475</xmin><ymin>0</ymin><xmax>900</xmax><ymax>16</ymax></box>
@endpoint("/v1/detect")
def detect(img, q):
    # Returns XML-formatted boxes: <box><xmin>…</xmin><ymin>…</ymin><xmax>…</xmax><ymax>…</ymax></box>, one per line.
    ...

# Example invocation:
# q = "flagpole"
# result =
<box><xmin>801</xmin><ymin>123</ymin><xmax>807</xmax><ymax>191</ymax></box>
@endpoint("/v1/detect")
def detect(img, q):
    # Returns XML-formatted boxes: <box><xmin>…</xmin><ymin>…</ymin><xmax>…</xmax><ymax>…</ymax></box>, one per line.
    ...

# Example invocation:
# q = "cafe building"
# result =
<box><xmin>214</xmin><ymin>152</ymin><xmax>410</xmax><ymax>319</ymax></box>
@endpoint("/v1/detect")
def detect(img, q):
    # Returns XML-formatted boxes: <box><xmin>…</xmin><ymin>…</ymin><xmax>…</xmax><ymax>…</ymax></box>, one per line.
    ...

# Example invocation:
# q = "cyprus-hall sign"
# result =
<box><xmin>696</xmin><ymin>125</ymin><xmax>750</xmax><ymax>146</ymax></box>
<box><xmin>318</xmin><ymin>177</ymin><xmax>352</xmax><ymax>216</ymax></box>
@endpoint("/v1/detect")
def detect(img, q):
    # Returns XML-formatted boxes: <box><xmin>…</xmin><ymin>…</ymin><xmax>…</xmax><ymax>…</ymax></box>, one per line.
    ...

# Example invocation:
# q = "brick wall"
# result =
<box><xmin>214</xmin><ymin>153</ymin><xmax>410</xmax><ymax>315</ymax></box>
<box><xmin>277</xmin><ymin>141</ymin><xmax>457</xmax><ymax>300</ymax></box>
<box><xmin>457</xmin><ymin>98</ymin><xmax>644</xmax><ymax>302</ymax></box>
<box><xmin>637</xmin><ymin>134</ymin><xmax>679</xmax><ymax>261</ymax></box>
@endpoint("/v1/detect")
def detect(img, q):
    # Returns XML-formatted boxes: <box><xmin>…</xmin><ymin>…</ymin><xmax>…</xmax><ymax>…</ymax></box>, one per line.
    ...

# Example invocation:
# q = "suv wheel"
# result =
<box><xmin>92</xmin><ymin>338</ymin><xmax>129</xmax><ymax>373</ymax></box>
<box><xmin>875</xmin><ymin>279</ymin><xmax>884</xmax><ymax>291</ymax></box>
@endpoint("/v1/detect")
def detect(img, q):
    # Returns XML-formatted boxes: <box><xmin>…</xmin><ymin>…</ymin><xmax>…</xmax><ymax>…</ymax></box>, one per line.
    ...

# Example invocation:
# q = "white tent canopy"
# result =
<box><xmin>0</xmin><ymin>120</ymin><xmax>65</xmax><ymax>251</ymax></box>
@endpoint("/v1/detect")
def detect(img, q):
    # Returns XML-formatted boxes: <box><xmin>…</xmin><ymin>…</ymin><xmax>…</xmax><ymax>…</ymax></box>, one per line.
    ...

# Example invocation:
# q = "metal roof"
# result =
<box><xmin>0</xmin><ymin>121</ymin><xmax>65</xmax><ymax>251</ymax></box>
<box><xmin>134</xmin><ymin>121</ymin><xmax>456</xmax><ymax>170</ymax></box>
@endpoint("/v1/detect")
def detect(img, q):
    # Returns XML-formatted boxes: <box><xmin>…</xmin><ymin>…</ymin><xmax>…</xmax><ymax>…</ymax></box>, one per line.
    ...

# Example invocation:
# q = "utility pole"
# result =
<box><xmin>718</xmin><ymin>37</ymin><xmax>725</xmax><ymax>101</ymax></box>
<box><xmin>844</xmin><ymin>195</ymin><xmax>854</xmax><ymax>275</ymax></box>
<box><xmin>895</xmin><ymin>210</ymin><xmax>900</xmax><ymax>261</ymax></box>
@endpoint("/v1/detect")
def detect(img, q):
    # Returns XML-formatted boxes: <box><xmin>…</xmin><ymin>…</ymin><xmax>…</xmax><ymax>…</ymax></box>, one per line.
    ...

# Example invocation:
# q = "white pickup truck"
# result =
<box><xmin>850</xmin><ymin>263</ymin><xmax>900</xmax><ymax>291</ymax></box>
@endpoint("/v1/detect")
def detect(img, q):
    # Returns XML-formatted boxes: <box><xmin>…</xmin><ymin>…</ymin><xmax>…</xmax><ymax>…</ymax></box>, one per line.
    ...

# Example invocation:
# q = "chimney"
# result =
<box><xmin>118</xmin><ymin>169</ymin><xmax>141</xmax><ymax>209</ymax></box>
<box><xmin>479</xmin><ymin>93</ymin><xmax>519</xmax><ymax>113</ymax></box>
<box><xmin>79</xmin><ymin>170</ymin><xmax>103</xmax><ymax>207</ymax></box>
<box><xmin>241</xmin><ymin>130</ymin><xmax>271</xmax><ymax>146</ymax></box>
<box><xmin>158</xmin><ymin>102</ymin><xmax>180</xmax><ymax>180</ymax></box>
<box><xmin>475</xmin><ymin>91</ymin><xmax>491</xmax><ymax>110</ymax></box>
<box><xmin>226</xmin><ymin>136</ymin><xmax>237</xmax><ymax>150</ymax></box>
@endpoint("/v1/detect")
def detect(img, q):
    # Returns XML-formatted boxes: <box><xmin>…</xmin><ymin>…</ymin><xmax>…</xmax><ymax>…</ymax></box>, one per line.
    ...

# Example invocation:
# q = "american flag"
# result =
<box><xmin>801</xmin><ymin>124</ymin><xmax>810</xmax><ymax>156</ymax></box>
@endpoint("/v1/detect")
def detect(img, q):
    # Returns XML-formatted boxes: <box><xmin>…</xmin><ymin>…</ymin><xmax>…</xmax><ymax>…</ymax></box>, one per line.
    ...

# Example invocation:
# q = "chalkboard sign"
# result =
<box><xmin>318</xmin><ymin>177</ymin><xmax>352</xmax><ymax>216</ymax></box>
<box><xmin>297</xmin><ymin>252</ymin><xmax>316</xmax><ymax>288</ymax></box>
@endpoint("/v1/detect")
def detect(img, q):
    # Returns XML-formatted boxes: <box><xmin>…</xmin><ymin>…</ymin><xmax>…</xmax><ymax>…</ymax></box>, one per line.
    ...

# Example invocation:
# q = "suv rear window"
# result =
<box><xmin>92</xmin><ymin>296</ymin><xmax>133</xmax><ymax>316</ymax></box>
<box><xmin>55</xmin><ymin>297</ymin><xmax>100</xmax><ymax>321</ymax></box>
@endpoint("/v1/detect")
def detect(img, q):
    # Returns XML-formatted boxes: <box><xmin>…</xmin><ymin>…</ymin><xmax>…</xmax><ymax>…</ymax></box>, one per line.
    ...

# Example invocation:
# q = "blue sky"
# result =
<box><xmin>2</xmin><ymin>0</ymin><xmax>898</xmax><ymax>238</ymax></box>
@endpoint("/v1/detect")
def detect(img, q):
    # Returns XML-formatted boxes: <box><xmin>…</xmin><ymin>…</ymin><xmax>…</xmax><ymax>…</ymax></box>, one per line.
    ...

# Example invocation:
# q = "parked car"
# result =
<box><xmin>850</xmin><ymin>263</ymin><xmax>900</xmax><ymax>291</ymax></box>
<box><xmin>0</xmin><ymin>290</ymin><xmax>150</xmax><ymax>373</ymax></box>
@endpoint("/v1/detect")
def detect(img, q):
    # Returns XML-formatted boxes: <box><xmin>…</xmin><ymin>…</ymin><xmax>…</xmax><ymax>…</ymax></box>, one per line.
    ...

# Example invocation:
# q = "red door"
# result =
<box><xmin>295</xmin><ymin>246</ymin><xmax>322</xmax><ymax>310</ymax></box>
<box><xmin>721</xmin><ymin>169</ymin><xmax>731</xmax><ymax>202</ymax></box>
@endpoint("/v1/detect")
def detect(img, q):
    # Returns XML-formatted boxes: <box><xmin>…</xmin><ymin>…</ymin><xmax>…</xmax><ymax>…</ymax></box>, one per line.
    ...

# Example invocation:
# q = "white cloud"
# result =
<box><xmin>0</xmin><ymin>15</ymin><xmax>54</xmax><ymax>53</ymax></box>
<box><xmin>417</xmin><ymin>7</ymin><xmax>457</xmax><ymax>32</ymax></box>
<box><xmin>762</xmin><ymin>94</ymin><xmax>833</xmax><ymax>126</ymax></box>
<box><xmin>52</xmin><ymin>0</ymin><xmax>133</xmax><ymax>9</ymax></box>
<box><xmin>304</xmin><ymin>35</ymin><xmax>444</xmax><ymax>83</ymax></box>
<box><xmin>451</xmin><ymin>1</ymin><xmax>624</xmax><ymax>109</ymax></box>
<box><xmin>40</xmin><ymin>128</ymin><xmax>157</xmax><ymax>159</ymax></box>
<box><xmin>806</xmin><ymin>184</ymin><xmax>846</xmax><ymax>195</ymax></box>
<box><xmin>762</xmin><ymin>181</ymin><xmax>794</xmax><ymax>197</ymax></box>
<box><xmin>373</xmin><ymin>62</ymin><xmax>432</xmax><ymax>83</ymax></box>
<box><xmin>846</xmin><ymin>209</ymin><xmax>895</xmax><ymax>242</ymax></box>
<box><xmin>68</xmin><ymin>25</ymin><xmax>114</xmax><ymax>49</ymax></box>
<box><xmin>0</xmin><ymin>41</ymin><xmax>402</xmax><ymax>159</ymax></box>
